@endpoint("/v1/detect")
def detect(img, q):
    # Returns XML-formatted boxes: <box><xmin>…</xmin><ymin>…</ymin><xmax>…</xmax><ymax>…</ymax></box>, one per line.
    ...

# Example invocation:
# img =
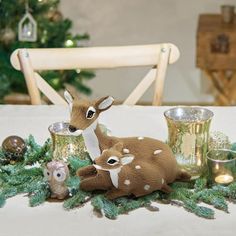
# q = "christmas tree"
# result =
<box><xmin>0</xmin><ymin>0</ymin><xmax>94</xmax><ymax>103</ymax></box>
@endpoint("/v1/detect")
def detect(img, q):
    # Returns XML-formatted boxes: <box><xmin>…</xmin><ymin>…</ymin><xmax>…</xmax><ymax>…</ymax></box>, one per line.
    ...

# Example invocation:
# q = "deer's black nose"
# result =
<box><xmin>68</xmin><ymin>125</ymin><xmax>77</xmax><ymax>132</ymax></box>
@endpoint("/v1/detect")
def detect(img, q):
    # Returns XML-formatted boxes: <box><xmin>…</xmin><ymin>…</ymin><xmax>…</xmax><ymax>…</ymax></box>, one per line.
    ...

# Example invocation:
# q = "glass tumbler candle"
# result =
<box><xmin>164</xmin><ymin>107</ymin><xmax>214</xmax><ymax>179</ymax></box>
<box><xmin>48</xmin><ymin>122</ymin><xmax>88</xmax><ymax>161</ymax></box>
<box><xmin>207</xmin><ymin>149</ymin><xmax>236</xmax><ymax>185</ymax></box>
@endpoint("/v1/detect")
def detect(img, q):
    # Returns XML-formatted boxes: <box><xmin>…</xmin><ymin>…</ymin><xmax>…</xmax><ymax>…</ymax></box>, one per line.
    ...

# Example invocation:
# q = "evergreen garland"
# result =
<box><xmin>1</xmin><ymin>135</ymin><xmax>236</xmax><ymax>220</ymax></box>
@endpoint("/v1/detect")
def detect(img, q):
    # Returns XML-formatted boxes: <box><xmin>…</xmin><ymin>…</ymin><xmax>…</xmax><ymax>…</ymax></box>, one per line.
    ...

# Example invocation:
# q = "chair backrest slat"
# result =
<box><xmin>10</xmin><ymin>43</ymin><xmax>180</xmax><ymax>105</ymax></box>
<box><xmin>11</xmin><ymin>44</ymin><xmax>179</xmax><ymax>70</ymax></box>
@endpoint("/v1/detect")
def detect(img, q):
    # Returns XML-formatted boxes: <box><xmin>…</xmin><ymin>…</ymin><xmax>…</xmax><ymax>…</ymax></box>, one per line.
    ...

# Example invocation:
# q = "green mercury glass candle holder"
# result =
<box><xmin>164</xmin><ymin>107</ymin><xmax>214</xmax><ymax>179</ymax></box>
<box><xmin>48</xmin><ymin>121</ymin><xmax>88</xmax><ymax>161</ymax></box>
<box><xmin>207</xmin><ymin>149</ymin><xmax>236</xmax><ymax>185</ymax></box>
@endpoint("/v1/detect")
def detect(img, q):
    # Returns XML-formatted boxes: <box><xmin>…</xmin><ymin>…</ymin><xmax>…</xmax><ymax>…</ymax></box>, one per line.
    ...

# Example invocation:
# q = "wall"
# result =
<box><xmin>60</xmin><ymin>0</ymin><xmax>236</xmax><ymax>104</ymax></box>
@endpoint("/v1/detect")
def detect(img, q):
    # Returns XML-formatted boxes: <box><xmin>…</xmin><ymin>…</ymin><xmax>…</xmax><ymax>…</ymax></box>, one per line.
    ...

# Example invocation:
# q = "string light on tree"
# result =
<box><xmin>18</xmin><ymin>0</ymin><xmax>37</xmax><ymax>42</ymax></box>
<box><xmin>65</xmin><ymin>39</ymin><xmax>74</xmax><ymax>47</ymax></box>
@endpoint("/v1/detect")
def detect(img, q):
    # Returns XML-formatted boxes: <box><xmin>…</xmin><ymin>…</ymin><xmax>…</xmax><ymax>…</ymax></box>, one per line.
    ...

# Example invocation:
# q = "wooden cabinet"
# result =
<box><xmin>196</xmin><ymin>14</ymin><xmax>236</xmax><ymax>105</ymax></box>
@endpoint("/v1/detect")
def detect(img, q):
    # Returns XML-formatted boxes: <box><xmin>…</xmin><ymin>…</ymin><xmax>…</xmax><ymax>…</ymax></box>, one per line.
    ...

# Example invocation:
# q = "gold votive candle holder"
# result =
<box><xmin>207</xmin><ymin>149</ymin><xmax>236</xmax><ymax>185</ymax></box>
<box><xmin>48</xmin><ymin>122</ymin><xmax>88</xmax><ymax>161</ymax></box>
<box><xmin>221</xmin><ymin>5</ymin><xmax>235</xmax><ymax>24</ymax></box>
<box><xmin>164</xmin><ymin>107</ymin><xmax>214</xmax><ymax>179</ymax></box>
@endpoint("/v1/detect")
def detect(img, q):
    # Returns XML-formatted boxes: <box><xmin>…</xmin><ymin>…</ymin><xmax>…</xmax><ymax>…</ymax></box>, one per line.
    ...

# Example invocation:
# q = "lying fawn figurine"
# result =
<box><xmin>78</xmin><ymin>143</ymin><xmax>190</xmax><ymax>199</ymax></box>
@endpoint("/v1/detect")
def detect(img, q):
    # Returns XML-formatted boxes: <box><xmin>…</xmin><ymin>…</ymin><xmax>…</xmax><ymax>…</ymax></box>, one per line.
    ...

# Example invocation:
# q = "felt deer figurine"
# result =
<box><xmin>78</xmin><ymin>143</ymin><xmax>189</xmax><ymax>199</ymax></box>
<box><xmin>64</xmin><ymin>90</ymin><xmax>190</xmax><ymax>199</ymax></box>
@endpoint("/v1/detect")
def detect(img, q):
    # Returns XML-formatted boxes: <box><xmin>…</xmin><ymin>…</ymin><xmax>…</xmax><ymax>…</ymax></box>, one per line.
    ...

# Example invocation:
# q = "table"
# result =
<box><xmin>197</xmin><ymin>14</ymin><xmax>236</xmax><ymax>105</ymax></box>
<box><xmin>0</xmin><ymin>105</ymin><xmax>236</xmax><ymax>236</ymax></box>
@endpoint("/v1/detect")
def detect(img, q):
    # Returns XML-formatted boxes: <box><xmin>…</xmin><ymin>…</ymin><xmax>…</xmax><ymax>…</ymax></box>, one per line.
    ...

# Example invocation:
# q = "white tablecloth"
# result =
<box><xmin>0</xmin><ymin>105</ymin><xmax>235</xmax><ymax>236</ymax></box>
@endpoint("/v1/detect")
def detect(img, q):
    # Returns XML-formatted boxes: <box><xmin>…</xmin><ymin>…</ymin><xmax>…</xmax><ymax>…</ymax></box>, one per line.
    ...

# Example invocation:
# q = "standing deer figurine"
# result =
<box><xmin>64</xmin><ymin>90</ymin><xmax>190</xmax><ymax>199</ymax></box>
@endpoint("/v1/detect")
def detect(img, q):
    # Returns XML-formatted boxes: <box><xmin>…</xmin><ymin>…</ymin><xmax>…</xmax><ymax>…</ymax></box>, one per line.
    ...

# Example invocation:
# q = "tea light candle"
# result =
<box><xmin>207</xmin><ymin>149</ymin><xmax>236</xmax><ymax>185</ymax></box>
<box><xmin>215</xmin><ymin>174</ymin><xmax>234</xmax><ymax>184</ymax></box>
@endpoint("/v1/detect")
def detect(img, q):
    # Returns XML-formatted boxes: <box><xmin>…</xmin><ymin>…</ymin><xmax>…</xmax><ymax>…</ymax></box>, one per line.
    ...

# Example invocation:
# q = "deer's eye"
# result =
<box><xmin>86</xmin><ymin>106</ymin><xmax>96</xmax><ymax>119</ymax></box>
<box><xmin>108</xmin><ymin>159</ymin><xmax>116</xmax><ymax>164</ymax></box>
<box><xmin>107</xmin><ymin>156</ymin><xmax>119</xmax><ymax>165</ymax></box>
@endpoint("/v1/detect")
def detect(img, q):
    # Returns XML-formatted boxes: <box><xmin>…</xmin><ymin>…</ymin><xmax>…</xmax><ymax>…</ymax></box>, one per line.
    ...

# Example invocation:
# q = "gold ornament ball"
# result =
<box><xmin>0</xmin><ymin>28</ymin><xmax>16</xmax><ymax>45</ymax></box>
<box><xmin>208</xmin><ymin>131</ymin><xmax>231</xmax><ymax>150</ymax></box>
<box><xmin>47</xmin><ymin>10</ymin><xmax>63</xmax><ymax>22</ymax></box>
<box><xmin>2</xmin><ymin>135</ymin><xmax>27</xmax><ymax>163</ymax></box>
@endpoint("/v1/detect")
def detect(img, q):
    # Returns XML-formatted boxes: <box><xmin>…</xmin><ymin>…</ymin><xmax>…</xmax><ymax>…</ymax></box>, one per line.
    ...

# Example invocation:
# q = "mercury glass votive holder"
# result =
<box><xmin>221</xmin><ymin>5</ymin><xmax>235</xmax><ymax>24</ymax></box>
<box><xmin>164</xmin><ymin>107</ymin><xmax>214</xmax><ymax>179</ymax></box>
<box><xmin>207</xmin><ymin>149</ymin><xmax>236</xmax><ymax>185</ymax></box>
<box><xmin>48</xmin><ymin>122</ymin><xmax>88</xmax><ymax>161</ymax></box>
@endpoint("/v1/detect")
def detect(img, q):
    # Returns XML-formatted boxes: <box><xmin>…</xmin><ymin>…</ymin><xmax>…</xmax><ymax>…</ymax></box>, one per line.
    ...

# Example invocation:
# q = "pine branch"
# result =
<box><xmin>24</xmin><ymin>138</ymin><xmax>51</xmax><ymax>165</ymax></box>
<box><xmin>29</xmin><ymin>182</ymin><xmax>50</xmax><ymax>207</ymax></box>
<box><xmin>63</xmin><ymin>190</ymin><xmax>90</xmax><ymax>210</ymax></box>
<box><xmin>0</xmin><ymin>194</ymin><xmax>6</xmax><ymax>208</ymax></box>
<box><xmin>91</xmin><ymin>195</ymin><xmax>119</xmax><ymax>219</ymax></box>
<box><xmin>168</xmin><ymin>184</ymin><xmax>216</xmax><ymax>219</ymax></box>
<box><xmin>68</xmin><ymin>157</ymin><xmax>91</xmax><ymax>175</ymax></box>
<box><xmin>183</xmin><ymin>199</ymin><xmax>215</xmax><ymax>219</ymax></box>
<box><xmin>194</xmin><ymin>178</ymin><xmax>207</xmax><ymax>191</ymax></box>
<box><xmin>194</xmin><ymin>189</ymin><xmax>228</xmax><ymax>212</ymax></box>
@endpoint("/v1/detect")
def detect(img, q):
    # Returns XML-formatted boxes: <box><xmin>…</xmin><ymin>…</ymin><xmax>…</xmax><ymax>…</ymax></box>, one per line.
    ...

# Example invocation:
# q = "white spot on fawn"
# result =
<box><xmin>161</xmin><ymin>178</ymin><xmax>164</xmax><ymax>184</ymax></box>
<box><xmin>154</xmin><ymin>149</ymin><xmax>162</xmax><ymax>155</ymax></box>
<box><xmin>138</xmin><ymin>136</ymin><xmax>144</xmax><ymax>140</ymax></box>
<box><xmin>135</xmin><ymin>165</ymin><xmax>141</xmax><ymax>169</ymax></box>
<box><xmin>123</xmin><ymin>148</ymin><xmax>130</xmax><ymax>154</ymax></box>
<box><xmin>124</xmin><ymin>179</ymin><xmax>131</xmax><ymax>185</ymax></box>
<box><xmin>144</xmin><ymin>185</ymin><xmax>150</xmax><ymax>191</ymax></box>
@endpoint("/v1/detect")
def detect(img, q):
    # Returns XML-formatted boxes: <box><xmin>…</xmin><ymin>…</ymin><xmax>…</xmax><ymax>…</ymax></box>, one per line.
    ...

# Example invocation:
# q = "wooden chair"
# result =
<box><xmin>10</xmin><ymin>44</ymin><xmax>180</xmax><ymax>106</ymax></box>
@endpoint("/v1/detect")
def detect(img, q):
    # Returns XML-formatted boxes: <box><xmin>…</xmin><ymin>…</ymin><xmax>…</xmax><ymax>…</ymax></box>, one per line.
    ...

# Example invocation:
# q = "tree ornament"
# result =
<box><xmin>208</xmin><ymin>131</ymin><xmax>231</xmax><ymax>150</ymax></box>
<box><xmin>0</xmin><ymin>28</ymin><xmax>16</xmax><ymax>45</ymax></box>
<box><xmin>44</xmin><ymin>160</ymin><xmax>69</xmax><ymax>200</ymax></box>
<box><xmin>1</xmin><ymin>135</ymin><xmax>27</xmax><ymax>164</ymax></box>
<box><xmin>18</xmin><ymin>1</ymin><xmax>37</xmax><ymax>42</ymax></box>
<box><xmin>47</xmin><ymin>9</ymin><xmax>63</xmax><ymax>22</ymax></box>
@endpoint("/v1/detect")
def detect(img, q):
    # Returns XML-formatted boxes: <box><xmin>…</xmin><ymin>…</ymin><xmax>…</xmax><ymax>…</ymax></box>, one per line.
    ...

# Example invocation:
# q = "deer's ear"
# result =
<box><xmin>64</xmin><ymin>90</ymin><xmax>74</xmax><ymax>105</ymax></box>
<box><xmin>95</xmin><ymin>96</ymin><xmax>114</xmax><ymax>111</ymax></box>
<box><xmin>121</xmin><ymin>154</ymin><xmax>134</xmax><ymax>165</ymax></box>
<box><xmin>112</xmin><ymin>142</ymin><xmax>123</xmax><ymax>152</ymax></box>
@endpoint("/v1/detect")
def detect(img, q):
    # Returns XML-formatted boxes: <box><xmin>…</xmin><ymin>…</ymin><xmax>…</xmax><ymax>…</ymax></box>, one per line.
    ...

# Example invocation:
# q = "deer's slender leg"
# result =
<box><xmin>80</xmin><ymin>172</ymin><xmax>112</xmax><ymax>191</ymax></box>
<box><xmin>77</xmin><ymin>165</ymin><xmax>97</xmax><ymax>178</ymax></box>
<box><xmin>105</xmin><ymin>188</ymin><xmax>127</xmax><ymax>200</ymax></box>
<box><xmin>161</xmin><ymin>184</ymin><xmax>173</xmax><ymax>193</ymax></box>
